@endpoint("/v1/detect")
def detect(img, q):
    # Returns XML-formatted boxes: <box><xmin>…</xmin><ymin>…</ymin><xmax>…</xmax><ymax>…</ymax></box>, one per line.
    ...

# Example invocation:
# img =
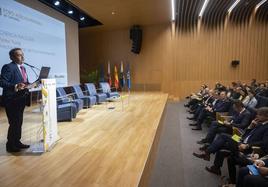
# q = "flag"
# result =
<box><xmin>99</xmin><ymin>64</ymin><xmax>105</xmax><ymax>82</ymax></box>
<box><xmin>107</xmin><ymin>61</ymin><xmax>112</xmax><ymax>86</ymax></box>
<box><xmin>119</xmin><ymin>61</ymin><xmax>125</xmax><ymax>88</ymax></box>
<box><xmin>126</xmin><ymin>63</ymin><xmax>131</xmax><ymax>90</ymax></box>
<box><xmin>114</xmin><ymin>65</ymin><xmax>119</xmax><ymax>89</ymax></box>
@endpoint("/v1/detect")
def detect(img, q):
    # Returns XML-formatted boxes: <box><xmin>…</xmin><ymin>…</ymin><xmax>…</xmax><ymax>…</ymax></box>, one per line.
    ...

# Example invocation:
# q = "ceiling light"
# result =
<box><xmin>80</xmin><ymin>17</ymin><xmax>85</xmax><ymax>21</ymax></box>
<box><xmin>228</xmin><ymin>0</ymin><xmax>241</xmax><ymax>14</ymax></box>
<box><xmin>171</xmin><ymin>0</ymin><xmax>175</xmax><ymax>21</ymax></box>
<box><xmin>112</xmin><ymin>11</ymin><xmax>115</xmax><ymax>15</ymax></box>
<box><xmin>255</xmin><ymin>0</ymin><xmax>267</xmax><ymax>11</ymax></box>
<box><xmin>54</xmin><ymin>1</ymin><xmax>60</xmax><ymax>6</ymax></box>
<box><xmin>68</xmin><ymin>10</ymin><xmax>73</xmax><ymax>14</ymax></box>
<box><xmin>199</xmin><ymin>0</ymin><xmax>210</xmax><ymax>18</ymax></box>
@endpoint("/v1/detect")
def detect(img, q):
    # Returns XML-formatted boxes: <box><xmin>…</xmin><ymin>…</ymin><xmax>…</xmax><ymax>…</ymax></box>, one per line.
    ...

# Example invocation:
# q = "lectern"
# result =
<box><xmin>29</xmin><ymin>79</ymin><xmax>58</xmax><ymax>153</ymax></box>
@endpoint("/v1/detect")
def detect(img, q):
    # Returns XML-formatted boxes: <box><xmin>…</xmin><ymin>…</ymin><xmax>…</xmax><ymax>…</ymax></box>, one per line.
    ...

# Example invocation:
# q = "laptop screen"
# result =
<box><xmin>39</xmin><ymin>67</ymin><xmax>50</xmax><ymax>80</ymax></box>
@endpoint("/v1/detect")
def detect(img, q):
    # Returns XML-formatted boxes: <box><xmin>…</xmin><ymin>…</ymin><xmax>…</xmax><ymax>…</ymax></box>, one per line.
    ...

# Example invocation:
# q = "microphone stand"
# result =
<box><xmin>23</xmin><ymin>62</ymin><xmax>41</xmax><ymax>109</ymax></box>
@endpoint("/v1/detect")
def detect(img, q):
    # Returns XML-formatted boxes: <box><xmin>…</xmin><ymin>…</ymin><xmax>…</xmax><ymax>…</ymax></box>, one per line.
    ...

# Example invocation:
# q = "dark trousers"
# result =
<box><xmin>227</xmin><ymin>155</ymin><xmax>253</xmax><ymax>184</ymax></box>
<box><xmin>237</xmin><ymin>167</ymin><xmax>268</xmax><ymax>187</ymax></box>
<box><xmin>207</xmin><ymin>134</ymin><xmax>239</xmax><ymax>155</ymax></box>
<box><xmin>205</xmin><ymin>121</ymin><xmax>233</xmax><ymax>143</ymax></box>
<box><xmin>5</xmin><ymin>97</ymin><xmax>26</xmax><ymax>147</ymax></box>
<box><xmin>193</xmin><ymin>105</ymin><xmax>204</xmax><ymax>119</ymax></box>
<box><xmin>196</xmin><ymin>108</ymin><xmax>211</xmax><ymax>128</ymax></box>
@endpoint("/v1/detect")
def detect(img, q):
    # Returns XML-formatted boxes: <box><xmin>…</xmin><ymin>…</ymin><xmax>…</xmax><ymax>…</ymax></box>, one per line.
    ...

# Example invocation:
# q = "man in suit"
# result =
<box><xmin>192</xmin><ymin>107</ymin><xmax>268</xmax><ymax>175</ymax></box>
<box><xmin>197</xmin><ymin>100</ymin><xmax>252</xmax><ymax>144</ymax></box>
<box><xmin>191</xmin><ymin>91</ymin><xmax>231</xmax><ymax>130</ymax></box>
<box><xmin>1</xmin><ymin>48</ymin><xmax>30</xmax><ymax>152</ymax></box>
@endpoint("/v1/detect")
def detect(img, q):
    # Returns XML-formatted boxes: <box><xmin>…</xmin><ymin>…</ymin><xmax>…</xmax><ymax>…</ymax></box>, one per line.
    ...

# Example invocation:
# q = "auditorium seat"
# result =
<box><xmin>56</xmin><ymin>87</ymin><xmax>83</xmax><ymax>111</ymax></box>
<box><xmin>99</xmin><ymin>82</ymin><xmax>120</xmax><ymax>98</ymax></box>
<box><xmin>57</xmin><ymin>103</ymin><xmax>77</xmax><ymax>122</ymax></box>
<box><xmin>72</xmin><ymin>85</ymin><xmax>97</xmax><ymax>108</ymax></box>
<box><xmin>84</xmin><ymin>83</ymin><xmax>107</xmax><ymax>103</ymax></box>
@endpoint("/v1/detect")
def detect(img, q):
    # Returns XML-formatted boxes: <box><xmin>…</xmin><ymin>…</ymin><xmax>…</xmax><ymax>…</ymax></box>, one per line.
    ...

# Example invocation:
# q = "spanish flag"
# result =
<box><xmin>114</xmin><ymin>65</ymin><xmax>119</xmax><ymax>89</ymax></box>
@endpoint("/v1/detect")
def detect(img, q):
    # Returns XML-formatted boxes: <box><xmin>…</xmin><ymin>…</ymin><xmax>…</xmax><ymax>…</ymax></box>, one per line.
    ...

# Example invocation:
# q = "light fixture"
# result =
<box><xmin>171</xmin><ymin>0</ymin><xmax>175</xmax><ymax>21</ymax></box>
<box><xmin>68</xmin><ymin>10</ymin><xmax>73</xmax><ymax>14</ymax></box>
<box><xmin>228</xmin><ymin>0</ymin><xmax>240</xmax><ymax>14</ymax></box>
<box><xmin>54</xmin><ymin>1</ymin><xmax>60</xmax><ymax>6</ymax></box>
<box><xmin>112</xmin><ymin>11</ymin><xmax>115</xmax><ymax>15</ymax></box>
<box><xmin>255</xmin><ymin>0</ymin><xmax>267</xmax><ymax>11</ymax></box>
<box><xmin>80</xmin><ymin>16</ymin><xmax>85</xmax><ymax>21</ymax></box>
<box><xmin>199</xmin><ymin>0</ymin><xmax>210</xmax><ymax>18</ymax></box>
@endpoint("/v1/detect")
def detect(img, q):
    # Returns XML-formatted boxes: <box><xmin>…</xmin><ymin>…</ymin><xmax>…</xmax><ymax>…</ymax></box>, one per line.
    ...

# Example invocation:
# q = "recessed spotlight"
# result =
<box><xmin>80</xmin><ymin>16</ymin><xmax>85</xmax><ymax>21</ymax></box>
<box><xmin>68</xmin><ymin>10</ymin><xmax>73</xmax><ymax>14</ymax></box>
<box><xmin>112</xmin><ymin>11</ymin><xmax>115</xmax><ymax>15</ymax></box>
<box><xmin>54</xmin><ymin>1</ymin><xmax>60</xmax><ymax>6</ymax></box>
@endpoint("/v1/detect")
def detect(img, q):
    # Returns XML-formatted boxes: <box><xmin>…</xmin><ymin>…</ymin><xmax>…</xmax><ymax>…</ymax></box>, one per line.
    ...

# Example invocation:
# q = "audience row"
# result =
<box><xmin>184</xmin><ymin>79</ymin><xmax>268</xmax><ymax>187</ymax></box>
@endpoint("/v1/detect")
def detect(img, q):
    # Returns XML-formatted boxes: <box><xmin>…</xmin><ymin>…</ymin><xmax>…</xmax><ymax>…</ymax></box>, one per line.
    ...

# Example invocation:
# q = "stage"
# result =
<box><xmin>0</xmin><ymin>92</ymin><xmax>167</xmax><ymax>187</ymax></box>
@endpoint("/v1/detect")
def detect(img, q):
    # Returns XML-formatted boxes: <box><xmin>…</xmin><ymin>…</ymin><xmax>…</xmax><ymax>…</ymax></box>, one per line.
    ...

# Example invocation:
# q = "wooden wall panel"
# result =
<box><xmin>79</xmin><ymin>21</ymin><xmax>268</xmax><ymax>99</ymax></box>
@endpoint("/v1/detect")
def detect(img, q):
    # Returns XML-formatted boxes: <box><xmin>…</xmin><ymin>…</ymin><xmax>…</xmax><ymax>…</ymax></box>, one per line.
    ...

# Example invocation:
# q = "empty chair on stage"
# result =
<box><xmin>72</xmin><ymin>85</ymin><xmax>96</xmax><ymax>108</ymax></box>
<box><xmin>99</xmin><ymin>82</ymin><xmax>119</xmax><ymax>98</ymax></box>
<box><xmin>56</xmin><ymin>87</ymin><xmax>83</xmax><ymax>111</ymax></box>
<box><xmin>57</xmin><ymin>102</ymin><xmax>77</xmax><ymax>122</ymax></box>
<box><xmin>84</xmin><ymin>83</ymin><xmax>107</xmax><ymax>103</ymax></box>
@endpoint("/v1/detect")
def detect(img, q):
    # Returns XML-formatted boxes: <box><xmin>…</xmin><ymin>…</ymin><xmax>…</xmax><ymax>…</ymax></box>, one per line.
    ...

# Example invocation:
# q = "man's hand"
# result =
<box><xmin>224</xmin><ymin>121</ymin><xmax>231</xmax><ymax>126</ymax></box>
<box><xmin>17</xmin><ymin>83</ymin><xmax>26</xmax><ymax>90</ymax></box>
<box><xmin>238</xmin><ymin>144</ymin><xmax>249</xmax><ymax>151</ymax></box>
<box><xmin>254</xmin><ymin>159</ymin><xmax>265</xmax><ymax>167</ymax></box>
<box><xmin>258</xmin><ymin>167</ymin><xmax>268</xmax><ymax>176</ymax></box>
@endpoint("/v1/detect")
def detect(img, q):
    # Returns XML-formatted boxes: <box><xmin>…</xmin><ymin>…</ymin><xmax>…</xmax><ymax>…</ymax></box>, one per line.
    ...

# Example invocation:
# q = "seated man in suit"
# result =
<box><xmin>197</xmin><ymin>100</ymin><xmax>252</xmax><ymax>145</ymax></box>
<box><xmin>236</xmin><ymin>158</ymin><xmax>268</xmax><ymax>187</ymax></box>
<box><xmin>192</xmin><ymin>107</ymin><xmax>268</xmax><ymax>175</ymax></box>
<box><xmin>191</xmin><ymin>91</ymin><xmax>231</xmax><ymax>130</ymax></box>
<box><xmin>0</xmin><ymin>48</ymin><xmax>30</xmax><ymax>152</ymax></box>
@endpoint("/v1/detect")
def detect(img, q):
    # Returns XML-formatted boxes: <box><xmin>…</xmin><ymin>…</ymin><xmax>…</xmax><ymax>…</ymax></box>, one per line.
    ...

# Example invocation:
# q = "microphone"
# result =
<box><xmin>23</xmin><ymin>62</ymin><xmax>41</xmax><ymax>71</ymax></box>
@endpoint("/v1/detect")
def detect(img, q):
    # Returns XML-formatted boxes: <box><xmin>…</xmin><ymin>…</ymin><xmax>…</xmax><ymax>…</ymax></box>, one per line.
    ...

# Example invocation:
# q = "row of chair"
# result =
<box><xmin>56</xmin><ymin>82</ymin><xmax>119</xmax><ymax>122</ymax></box>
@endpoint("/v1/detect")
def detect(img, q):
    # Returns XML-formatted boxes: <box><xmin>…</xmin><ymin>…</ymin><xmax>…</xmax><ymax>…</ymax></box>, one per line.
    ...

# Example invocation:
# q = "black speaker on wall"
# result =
<box><xmin>231</xmin><ymin>60</ymin><xmax>240</xmax><ymax>67</ymax></box>
<box><xmin>130</xmin><ymin>25</ymin><xmax>142</xmax><ymax>54</ymax></box>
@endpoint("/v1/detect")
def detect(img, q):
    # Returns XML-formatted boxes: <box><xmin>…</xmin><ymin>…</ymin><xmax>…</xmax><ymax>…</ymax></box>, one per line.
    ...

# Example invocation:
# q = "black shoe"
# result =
<box><xmin>6</xmin><ymin>146</ymin><xmax>20</xmax><ymax>153</ymax></box>
<box><xmin>205</xmin><ymin>166</ymin><xmax>221</xmax><ymax>176</ymax></box>
<box><xmin>199</xmin><ymin>144</ymin><xmax>209</xmax><ymax>151</ymax></box>
<box><xmin>16</xmin><ymin>143</ymin><xmax>30</xmax><ymax>149</ymax></box>
<box><xmin>184</xmin><ymin>104</ymin><xmax>190</xmax><ymax>107</ymax></box>
<box><xmin>189</xmin><ymin>123</ymin><xmax>197</xmax><ymax>126</ymax></box>
<box><xmin>192</xmin><ymin>127</ymin><xmax>202</xmax><ymax>130</ymax></box>
<box><xmin>187</xmin><ymin>117</ymin><xmax>195</xmax><ymax>120</ymax></box>
<box><xmin>197</xmin><ymin>139</ymin><xmax>208</xmax><ymax>144</ymax></box>
<box><xmin>193</xmin><ymin>152</ymin><xmax>210</xmax><ymax>161</ymax></box>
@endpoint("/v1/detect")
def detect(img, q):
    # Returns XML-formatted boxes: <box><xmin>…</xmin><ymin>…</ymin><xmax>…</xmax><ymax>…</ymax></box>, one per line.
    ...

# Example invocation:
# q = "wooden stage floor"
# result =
<box><xmin>0</xmin><ymin>92</ymin><xmax>167</xmax><ymax>187</ymax></box>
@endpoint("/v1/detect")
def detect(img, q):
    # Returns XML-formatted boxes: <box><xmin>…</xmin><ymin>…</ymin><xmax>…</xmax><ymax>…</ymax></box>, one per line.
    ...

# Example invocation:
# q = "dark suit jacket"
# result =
<box><xmin>231</xmin><ymin>109</ymin><xmax>252</xmax><ymax>129</ymax></box>
<box><xmin>242</xmin><ymin>123</ymin><xmax>268</xmax><ymax>153</ymax></box>
<box><xmin>213</xmin><ymin>99</ymin><xmax>231</xmax><ymax>113</ymax></box>
<box><xmin>0</xmin><ymin>62</ymin><xmax>29</xmax><ymax>105</ymax></box>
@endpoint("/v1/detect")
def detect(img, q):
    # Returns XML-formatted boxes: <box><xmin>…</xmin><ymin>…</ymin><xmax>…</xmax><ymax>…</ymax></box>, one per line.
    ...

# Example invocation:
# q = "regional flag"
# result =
<box><xmin>114</xmin><ymin>65</ymin><xmax>119</xmax><ymax>89</ymax></box>
<box><xmin>107</xmin><ymin>61</ymin><xmax>112</xmax><ymax>86</ymax></box>
<box><xmin>126</xmin><ymin>63</ymin><xmax>131</xmax><ymax>90</ymax></box>
<box><xmin>119</xmin><ymin>61</ymin><xmax>125</xmax><ymax>88</ymax></box>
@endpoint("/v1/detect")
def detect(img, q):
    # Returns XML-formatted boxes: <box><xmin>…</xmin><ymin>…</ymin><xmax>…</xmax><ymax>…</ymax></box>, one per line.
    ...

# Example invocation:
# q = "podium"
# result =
<box><xmin>29</xmin><ymin>79</ymin><xmax>58</xmax><ymax>153</ymax></box>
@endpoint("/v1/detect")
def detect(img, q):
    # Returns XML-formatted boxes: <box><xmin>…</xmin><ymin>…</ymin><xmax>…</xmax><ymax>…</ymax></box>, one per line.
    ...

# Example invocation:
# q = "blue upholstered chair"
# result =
<box><xmin>84</xmin><ymin>83</ymin><xmax>107</xmax><ymax>103</ymax></box>
<box><xmin>72</xmin><ymin>85</ymin><xmax>96</xmax><ymax>108</ymax></box>
<box><xmin>99</xmin><ymin>82</ymin><xmax>120</xmax><ymax>98</ymax></box>
<box><xmin>56</xmin><ymin>87</ymin><xmax>83</xmax><ymax>111</ymax></box>
<box><xmin>57</xmin><ymin>103</ymin><xmax>77</xmax><ymax>122</ymax></box>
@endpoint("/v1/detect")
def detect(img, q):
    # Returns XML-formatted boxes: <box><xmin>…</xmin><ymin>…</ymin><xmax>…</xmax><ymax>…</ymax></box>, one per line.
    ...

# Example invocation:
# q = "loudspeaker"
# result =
<box><xmin>130</xmin><ymin>25</ymin><xmax>142</xmax><ymax>54</ymax></box>
<box><xmin>231</xmin><ymin>60</ymin><xmax>240</xmax><ymax>67</ymax></box>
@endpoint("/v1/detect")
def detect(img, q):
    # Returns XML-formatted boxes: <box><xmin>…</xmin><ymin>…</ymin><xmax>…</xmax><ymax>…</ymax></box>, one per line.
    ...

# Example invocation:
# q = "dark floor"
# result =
<box><xmin>149</xmin><ymin>101</ymin><xmax>229</xmax><ymax>187</ymax></box>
